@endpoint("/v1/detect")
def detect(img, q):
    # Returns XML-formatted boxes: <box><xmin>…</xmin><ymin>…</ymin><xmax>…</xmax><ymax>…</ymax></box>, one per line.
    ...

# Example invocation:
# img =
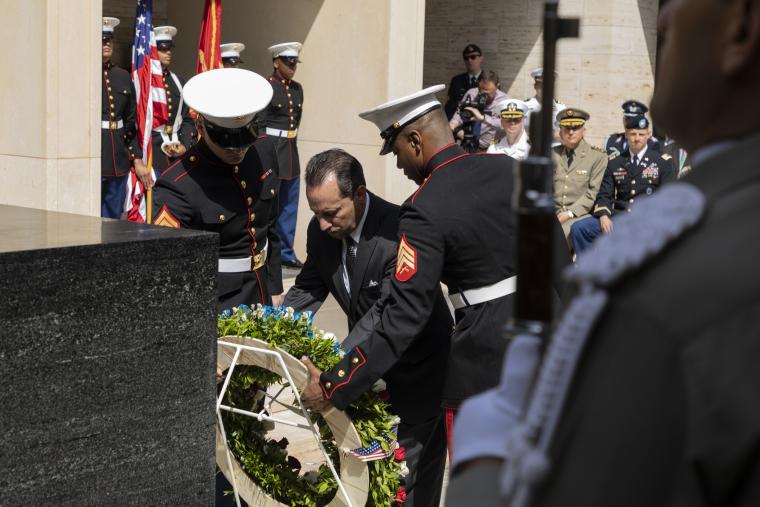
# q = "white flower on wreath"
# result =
<box><xmin>389</xmin><ymin>415</ymin><xmax>401</xmax><ymax>426</ymax></box>
<box><xmin>399</xmin><ymin>461</ymin><xmax>409</xmax><ymax>477</ymax></box>
<box><xmin>371</xmin><ymin>379</ymin><xmax>387</xmax><ymax>392</ymax></box>
<box><xmin>286</xmin><ymin>306</ymin><xmax>295</xmax><ymax>317</ymax></box>
<box><xmin>323</xmin><ymin>331</ymin><xmax>337</xmax><ymax>341</ymax></box>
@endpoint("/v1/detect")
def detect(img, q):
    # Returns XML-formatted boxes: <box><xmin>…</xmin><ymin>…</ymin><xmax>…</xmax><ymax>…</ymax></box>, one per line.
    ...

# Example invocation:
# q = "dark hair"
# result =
<box><xmin>478</xmin><ymin>70</ymin><xmax>500</xmax><ymax>87</ymax></box>
<box><xmin>304</xmin><ymin>149</ymin><xmax>366</xmax><ymax>198</ymax></box>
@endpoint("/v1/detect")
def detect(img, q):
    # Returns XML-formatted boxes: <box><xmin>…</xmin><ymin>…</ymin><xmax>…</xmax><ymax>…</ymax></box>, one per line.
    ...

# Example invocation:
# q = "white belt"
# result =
<box><xmin>218</xmin><ymin>240</ymin><xmax>268</xmax><ymax>273</ymax></box>
<box><xmin>449</xmin><ymin>276</ymin><xmax>517</xmax><ymax>310</ymax></box>
<box><xmin>265</xmin><ymin>127</ymin><xmax>298</xmax><ymax>139</ymax></box>
<box><xmin>102</xmin><ymin>120</ymin><xmax>124</xmax><ymax>129</ymax></box>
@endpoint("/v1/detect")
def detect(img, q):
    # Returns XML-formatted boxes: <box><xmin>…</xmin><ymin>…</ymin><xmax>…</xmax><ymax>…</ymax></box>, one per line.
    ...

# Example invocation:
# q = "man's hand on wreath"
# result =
<box><xmin>301</xmin><ymin>357</ymin><xmax>333</xmax><ymax>412</ymax></box>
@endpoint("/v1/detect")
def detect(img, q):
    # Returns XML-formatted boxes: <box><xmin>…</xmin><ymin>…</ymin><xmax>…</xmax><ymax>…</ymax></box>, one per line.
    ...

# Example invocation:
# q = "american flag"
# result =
<box><xmin>347</xmin><ymin>427</ymin><xmax>399</xmax><ymax>462</ymax></box>
<box><xmin>126</xmin><ymin>0</ymin><xmax>164</xmax><ymax>222</ymax></box>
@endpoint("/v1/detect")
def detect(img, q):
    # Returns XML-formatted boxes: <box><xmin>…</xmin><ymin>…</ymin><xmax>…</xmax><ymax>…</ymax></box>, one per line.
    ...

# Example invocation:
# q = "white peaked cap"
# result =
<box><xmin>153</xmin><ymin>25</ymin><xmax>178</xmax><ymax>42</ymax></box>
<box><xmin>530</xmin><ymin>67</ymin><xmax>559</xmax><ymax>80</ymax></box>
<box><xmin>221</xmin><ymin>43</ymin><xmax>245</xmax><ymax>59</ymax></box>
<box><xmin>268</xmin><ymin>42</ymin><xmax>303</xmax><ymax>58</ymax></box>
<box><xmin>102</xmin><ymin>17</ymin><xmax>120</xmax><ymax>33</ymax></box>
<box><xmin>496</xmin><ymin>98</ymin><xmax>529</xmax><ymax>114</ymax></box>
<box><xmin>182</xmin><ymin>68</ymin><xmax>273</xmax><ymax>128</ymax></box>
<box><xmin>358</xmin><ymin>84</ymin><xmax>446</xmax><ymax>155</ymax></box>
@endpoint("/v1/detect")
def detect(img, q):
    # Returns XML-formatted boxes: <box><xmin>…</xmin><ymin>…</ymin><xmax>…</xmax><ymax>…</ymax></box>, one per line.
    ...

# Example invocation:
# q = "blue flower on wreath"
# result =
<box><xmin>221</xmin><ymin>309</ymin><xmax>232</xmax><ymax>319</ymax></box>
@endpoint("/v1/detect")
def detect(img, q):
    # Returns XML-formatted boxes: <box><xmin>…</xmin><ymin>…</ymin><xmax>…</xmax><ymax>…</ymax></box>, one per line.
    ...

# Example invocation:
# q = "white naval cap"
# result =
<box><xmin>220</xmin><ymin>42</ymin><xmax>246</xmax><ymax>60</ymax></box>
<box><xmin>496</xmin><ymin>98</ymin><xmax>528</xmax><ymax>119</ymax></box>
<box><xmin>153</xmin><ymin>25</ymin><xmax>178</xmax><ymax>42</ymax></box>
<box><xmin>182</xmin><ymin>68</ymin><xmax>273</xmax><ymax>128</ymax></box>
<box><xmin>102</xmin><ymin>17</ymin><xmax>120</xmax><ymax>35</ymax></box>
<box><xmin>359</xmin><ymin>84</ymin><xmax>446</xmax><ymax>155</ymax></box>
<box><xmin>268</xmin><ymin>42</ymin><xmax>303</xmax><ymax>59</ymax></box>
<box><xmin>530</xmin><ymin>67</ymin><xmax>559</xmax><ymax>80</ymax></box>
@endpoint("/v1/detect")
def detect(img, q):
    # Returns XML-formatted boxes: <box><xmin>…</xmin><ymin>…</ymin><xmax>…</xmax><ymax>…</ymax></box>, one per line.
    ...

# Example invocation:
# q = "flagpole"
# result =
<box><xmin>147</xmin><ymin>187</ymin><xmax>152</xmax><ymax>224</ymax></box>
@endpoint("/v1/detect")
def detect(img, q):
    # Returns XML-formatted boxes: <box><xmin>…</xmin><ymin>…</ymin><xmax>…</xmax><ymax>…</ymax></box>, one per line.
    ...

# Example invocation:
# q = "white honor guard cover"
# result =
<box><xmin>267</xmin><ymin>41</ymin><xmax>303</xmax><ymax>58</ymax></box>
<box><xmin>358</xmin><ymin>84</ymin><xmax>446</xmax><ymax>154</ymax></box>
<box><xmin>153</xmin><ymin>25</ymin><xmax>177</xmax><ymax>42</ymax></box>
<box><xmin>182</xmin><ymin>68</ymin><xmax>273</xmax><ymax>128</ymax></box>
<box><xmin>221</xmin><ymin>42</ymin><xmax>245</xmax><ymax>59</ymax></box>
<box><xmin>102</xmin><ymin>17</ymin><xmax>120</xmax><ymax>34</ymax></box>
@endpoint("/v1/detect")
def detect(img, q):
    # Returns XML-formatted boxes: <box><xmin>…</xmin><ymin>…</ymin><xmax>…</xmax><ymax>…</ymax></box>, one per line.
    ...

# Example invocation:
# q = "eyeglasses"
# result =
<box><xmin>463</xmin><ymin>54</ymin><xmax>481</xmax><ymax>60</ymax></box>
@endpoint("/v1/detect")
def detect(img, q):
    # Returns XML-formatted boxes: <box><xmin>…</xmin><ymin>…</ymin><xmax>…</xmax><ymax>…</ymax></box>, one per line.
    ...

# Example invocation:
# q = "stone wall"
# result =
<box><xmin>424</xmin><ymin>0</ymin><xmax>661</xmax><ymax>145</ymax></box>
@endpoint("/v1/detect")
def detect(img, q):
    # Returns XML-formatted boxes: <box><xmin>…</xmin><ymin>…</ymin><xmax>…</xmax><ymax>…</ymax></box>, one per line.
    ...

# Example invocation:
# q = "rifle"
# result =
<box><xmin>505</xmin><ymin>1</ymin><xmax>578</xmax><ymax>506</ymax></box>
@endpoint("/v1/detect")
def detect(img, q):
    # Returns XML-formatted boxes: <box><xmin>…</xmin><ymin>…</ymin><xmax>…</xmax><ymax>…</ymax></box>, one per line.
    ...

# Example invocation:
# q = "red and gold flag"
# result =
<box><xmin>196</xmin><ymin>0</ymin><xmax>222</xmax><ymax>74</ymax></box>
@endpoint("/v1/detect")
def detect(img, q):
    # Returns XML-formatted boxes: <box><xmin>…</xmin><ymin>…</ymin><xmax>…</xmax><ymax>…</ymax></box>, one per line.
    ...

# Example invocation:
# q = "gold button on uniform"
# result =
<box><xmin>250</xmin><ymin>227</ymin><xmax>256</xmax><ymax>235</ymax></box>
<box><xmin>352</xmin><ymin>357</ymin><xmax>359</xmax><ymax>364</ymax></box>
<box><xmin>247</xmin><ymin>197</ymin><xmax>253</xmax><ymax>205</ymax></box>
<box><xmin>219</xmin><ymin>214</ymin><xmax>226</xmax><ymax>221</ymax></box>
<box><xmin>241</xmin><ymin>180</ymin><xmax>247</xmax><ymax>189</ymax></box>
<box><xmin>250</xmin><ymin>212</ymin><xmax>256</xmax><ymax>220</ymax></box>
<box><xmin>325</xmin><ymin>382</ymin><xmax>332</xmax><ymax>389</ymax></box>
<box><xmin>337</xmin><ymin>370</ymin><xmax>345</xmax><ymax>378</ymax></box>
<box><xmin>189</xmin><ymin>155</ymin><xmax>197</xmax><ymax>162</ymax></box>
<box><xmin>234</xmin><ymin>165</ymin><xmax>239</xmax><ymax>174</ymax></box>
<box><xmin>270</xmin><ymin>188</ymin><xmax>276</xmax><ymax>195</ymax></box>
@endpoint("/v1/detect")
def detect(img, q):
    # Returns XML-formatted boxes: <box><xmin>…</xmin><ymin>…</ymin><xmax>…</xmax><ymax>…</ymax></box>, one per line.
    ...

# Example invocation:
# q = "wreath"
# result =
<box><xmin>217</xmin><ymin>305</ymin><xmax>408</xmax><ymax>506</ymax></box>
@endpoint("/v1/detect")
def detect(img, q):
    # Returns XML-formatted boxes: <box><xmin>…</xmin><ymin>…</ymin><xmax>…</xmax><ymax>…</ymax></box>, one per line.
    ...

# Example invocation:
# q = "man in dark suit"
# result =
<box><xmin>284</xmin><ymin>149</ymin><xmax>450</xmax><ymax>506</ymax></box>
<box><xmin>444</xmin><ymin>44</ymin><xmax>483</xmax><ymax>120</ymax></box>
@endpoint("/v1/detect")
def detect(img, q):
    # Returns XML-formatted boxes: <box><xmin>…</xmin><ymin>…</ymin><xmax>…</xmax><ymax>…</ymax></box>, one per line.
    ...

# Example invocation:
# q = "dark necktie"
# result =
<box><xmin>469</xmin><ymin>75</ymin><xmax>477</xmax><ymax>88</ymax></box>
<box><xmin>567</xmin><ymin>149</ymin><xmax>575</xmax><ymax>167</ymax></box>
<box><xmin>345</xmin><ymin>237</ymin><xmax>358</xmax><ymax>282</ymax></box>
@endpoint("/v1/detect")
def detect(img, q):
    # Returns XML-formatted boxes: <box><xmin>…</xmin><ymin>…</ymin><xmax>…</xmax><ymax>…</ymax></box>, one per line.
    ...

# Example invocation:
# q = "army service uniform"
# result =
<box><xmin>553</xmin><ymin>138</ymin><xmax>608</xmax><ymax>238</ymax></box>
<box><xmin>152</xmin><ymin>141</ymin><xmax>282</xmax><ymax>309</ymax></box>
<box><xmin>570</xmin><ymin>148</ymin><xmax>676</xmax><ymax>253</ymax></box>
<box><xmin>101</xmin><ymin>61</ymin><xmax>141</xmax><ymax>218</ymax></box>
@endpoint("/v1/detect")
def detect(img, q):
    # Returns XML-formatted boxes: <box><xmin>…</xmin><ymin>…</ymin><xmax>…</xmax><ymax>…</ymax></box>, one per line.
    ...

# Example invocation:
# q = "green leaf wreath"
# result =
<box><xmin>217</xmin><ymin>305</ymin><xmax>407</xmax><ymax>506</ymax></box>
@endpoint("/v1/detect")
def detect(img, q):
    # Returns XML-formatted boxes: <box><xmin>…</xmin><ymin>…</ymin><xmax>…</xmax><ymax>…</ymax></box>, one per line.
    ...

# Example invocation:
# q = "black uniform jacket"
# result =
<box><xmin>444</xmin><ymin>73</ymin><xmax>477</xmax><ymax>120</ymax></box>
<box><xmin>150</xmin><ymin>69</ymin><xmax>196</xmax><ymax>175</ymax></box>
<box><xmin>594</xmin><ymin>149</ymin><xmax>676</xmax><ymax>217</ymax></box>
<box><xmin>604</xmin><ymin>132</ymin><xmax>660</xmax><ymax>157</ymax></box>
<box><xmin>151</xmin><ymin>140</ymin><xmax>282</xmax><ymax>309</ymax></box>
<box><xmin>534</xmin><ymin>132</ymin><xmax>760</xmax><ymax>507</ymax></box>
<box><xmin>284</xmin><ymin>193</ymin><xmax>452</xmax><ymax>424</ymax></box>
<box><xmin>258</xmin><ymin>74</ymin><xmax>304</xmax><ymax>180</ymax></box>
<box><xmin>319</xmin><ymin>144</ymin><xmax>571</xmax><ymax>409</ymax></box>
<box><xmin>101</xmin><ymin>63</ymin><xmax>141</xmax><ymax>177</ymax></box>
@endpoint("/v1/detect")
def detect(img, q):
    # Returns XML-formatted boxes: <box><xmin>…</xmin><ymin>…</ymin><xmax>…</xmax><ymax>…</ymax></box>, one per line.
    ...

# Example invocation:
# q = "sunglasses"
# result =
<box><xmin>463</xmin><ymin>54</ymin><xmax>481</xmax><ymax>60</ymax></box>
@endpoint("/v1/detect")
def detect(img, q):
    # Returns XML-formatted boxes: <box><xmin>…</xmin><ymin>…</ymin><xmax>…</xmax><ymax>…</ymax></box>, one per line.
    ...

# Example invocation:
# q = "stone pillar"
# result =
<box><xmin>0</xmin><ymin>0</ymin><xmax>102</xmax><ymax>216</ymax></box>
<box><xmin>424</xmin><ymin>0</ymin><xmax>660</xmax><ymax>145</ymax></box>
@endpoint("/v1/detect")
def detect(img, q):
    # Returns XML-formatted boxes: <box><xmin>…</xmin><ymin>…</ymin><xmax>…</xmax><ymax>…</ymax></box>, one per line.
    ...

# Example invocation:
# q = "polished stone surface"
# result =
<box><xmin>0</xmin><ymin>205</ymin><xmax>218</xmax><ymax>504</ymax></box>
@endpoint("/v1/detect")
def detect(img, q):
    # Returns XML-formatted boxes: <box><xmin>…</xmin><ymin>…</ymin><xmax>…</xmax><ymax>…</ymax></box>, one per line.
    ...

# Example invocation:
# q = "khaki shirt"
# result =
<box><xmin>553</xmin><ymin>139</ymin><xmax>608</xmax><ymax>235</ymax></box>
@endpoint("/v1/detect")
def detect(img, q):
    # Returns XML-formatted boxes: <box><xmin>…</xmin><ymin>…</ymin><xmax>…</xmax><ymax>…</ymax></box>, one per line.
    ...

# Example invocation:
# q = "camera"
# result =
<box><xmin>459</xmin><ymin>92</ymin><xmax>489</xmax><ymax>121</ymax></box>
<box><xmin>456</xmin><ymin>92</ymin><xmax>489</xmax><ymax>153</ymax></box>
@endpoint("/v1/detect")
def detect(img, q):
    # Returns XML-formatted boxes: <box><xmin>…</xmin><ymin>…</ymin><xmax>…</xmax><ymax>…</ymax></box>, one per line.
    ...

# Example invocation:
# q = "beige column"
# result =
<box><xmin>0</xmin><ymin>0</ymin><xmax>102</xmax><ymax>215</ymax></box>
<box><xmin>424</xmin><ymin>0</ymin><xmax>660</xmax><ymax>146</ymax></box>
<box><xmin>167</xmin><ymin>0</ymin><xmax>427</xmax><ymax>260</ymax></box>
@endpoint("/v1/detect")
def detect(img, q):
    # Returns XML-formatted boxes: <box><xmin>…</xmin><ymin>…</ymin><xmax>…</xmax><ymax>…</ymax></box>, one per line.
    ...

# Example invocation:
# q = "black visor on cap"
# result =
<box><xmin>157</xmin><ymin>41</ymin><xmax>174</xmax><ymax>51</ymax></box>
<box><xmin>223</xmin><ymin>56</ymin><xmax>242</xmax><ymax>65</ymax></box>
<box><xmin>624</xmin><ymin>115</ymin><xmax>649</xmax><ymax>130</ymax></box>
<box><xmin>102</xmin><ymin>32</ymin><xmax>113</xmax><ymax>41</ymax></box>
<box><xmin>279</xmin><ymin>55</ymin><xmax>300</xmax><ymax>65</ymax></box>
<box><xmin>203</xmin><ymin>119</ymin><xmax>258</xmax><ymax>149</ymax></box>
<box><xmin>378</xmin><ymin>103</ymin><xmax>442</xmax><ymax>156</ymax></box>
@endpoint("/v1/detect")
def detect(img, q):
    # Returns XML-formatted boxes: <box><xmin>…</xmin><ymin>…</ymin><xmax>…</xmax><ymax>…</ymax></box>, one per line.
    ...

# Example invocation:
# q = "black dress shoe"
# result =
<box><xmin>282</xmin><ymin>259</ymin><xmax>304</xmax><ymax>269</ymax></box>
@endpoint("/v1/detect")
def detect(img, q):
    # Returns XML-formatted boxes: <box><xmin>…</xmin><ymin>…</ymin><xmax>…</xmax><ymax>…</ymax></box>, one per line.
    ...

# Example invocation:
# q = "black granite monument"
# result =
<box><xmin>0</xmin><ymin>205</ymin><xmax>218</xmax><ymax>504</ymax></box>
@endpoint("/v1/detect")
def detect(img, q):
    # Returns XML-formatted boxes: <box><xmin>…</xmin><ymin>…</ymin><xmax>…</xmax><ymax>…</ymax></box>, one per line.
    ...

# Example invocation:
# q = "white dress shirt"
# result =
<box><xmin>341</xmin><ymin>193</ymin><xmax>370</xmax><ymax>295</ymax></box>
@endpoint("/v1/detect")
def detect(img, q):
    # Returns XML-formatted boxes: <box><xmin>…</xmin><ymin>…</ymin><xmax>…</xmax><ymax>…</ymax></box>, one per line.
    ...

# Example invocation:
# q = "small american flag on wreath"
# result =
<box><xmin>345</xmin><ymin>427</ymin><xmax>399</xmax><ymax>462</ymax></box>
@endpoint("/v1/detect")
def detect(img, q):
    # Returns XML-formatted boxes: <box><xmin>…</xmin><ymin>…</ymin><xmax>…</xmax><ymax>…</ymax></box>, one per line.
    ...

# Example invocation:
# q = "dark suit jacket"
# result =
<box><xmin>284</xmin><ymin>192</ymin><xmax>452</xmax><ymax>424</ymax></box>
<box><xmin>445</xmin><ymin>72</ymin><xmax>479</xmax><ymax>120</ymax></box>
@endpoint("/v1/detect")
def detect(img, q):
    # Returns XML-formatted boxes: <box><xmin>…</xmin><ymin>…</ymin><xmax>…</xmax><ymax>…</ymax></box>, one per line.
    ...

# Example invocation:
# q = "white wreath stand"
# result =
<box><xmin>216</xmin><ymin>336</ymin><xmax>370</xmax><ymax>507</ymax></box>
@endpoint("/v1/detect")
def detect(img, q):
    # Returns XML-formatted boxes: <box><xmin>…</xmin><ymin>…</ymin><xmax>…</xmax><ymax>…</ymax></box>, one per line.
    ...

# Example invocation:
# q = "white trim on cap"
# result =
<box><xmin>102</xmin><ymin>17</ymin><xmax>120</xmax><ymax>33</ymax></box>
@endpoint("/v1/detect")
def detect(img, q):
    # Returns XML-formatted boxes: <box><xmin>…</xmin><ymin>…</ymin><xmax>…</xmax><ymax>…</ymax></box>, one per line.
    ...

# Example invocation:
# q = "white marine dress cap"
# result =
<box><xmin>153</xmin><ymin>25</ymin><xmax>178</xmax><ymax>42</ymax></box>
<box><xmin>221</xmin><ymin>42</ymin><xmax>246</xmax><ymax>59</ymax></box>
<box><xmin>358</xmin><ymin>84</ymin><xmax>446</xmax><ymax>155</ymax></box>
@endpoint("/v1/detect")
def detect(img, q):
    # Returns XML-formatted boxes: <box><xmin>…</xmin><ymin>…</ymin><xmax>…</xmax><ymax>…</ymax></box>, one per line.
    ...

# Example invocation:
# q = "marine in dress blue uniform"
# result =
<box><xmin>100</xmin><ymin>17</ymin><xmax>144</xmax><ymax>219</ymax></box>
<box><xmin>258</xmin><ymin>42</ymin><xmax>305</xmax><ymax>268</ymax></box>
<box><xmin>299</xmin><ymin>87</ymin><xmax>570</xmax><ymax>437</ymax></box>
<box><xmin>150</xmin><ymin>26</ymin><xmax>196</xmax><ymax>176</ymax></box>
<box><xmin>220</xmin><ymin>42</ymin><xmax>245</xmax><ymax>68</ymax></box>
<box><xmin>151</xmin><ymin>69</ymin><xmax>282</xmax><ymax>310</ymax></box>
<box><xmin>571</xmin><ymin>115</ymin><xmax>676</xmax><ymax>253</ymax></box>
